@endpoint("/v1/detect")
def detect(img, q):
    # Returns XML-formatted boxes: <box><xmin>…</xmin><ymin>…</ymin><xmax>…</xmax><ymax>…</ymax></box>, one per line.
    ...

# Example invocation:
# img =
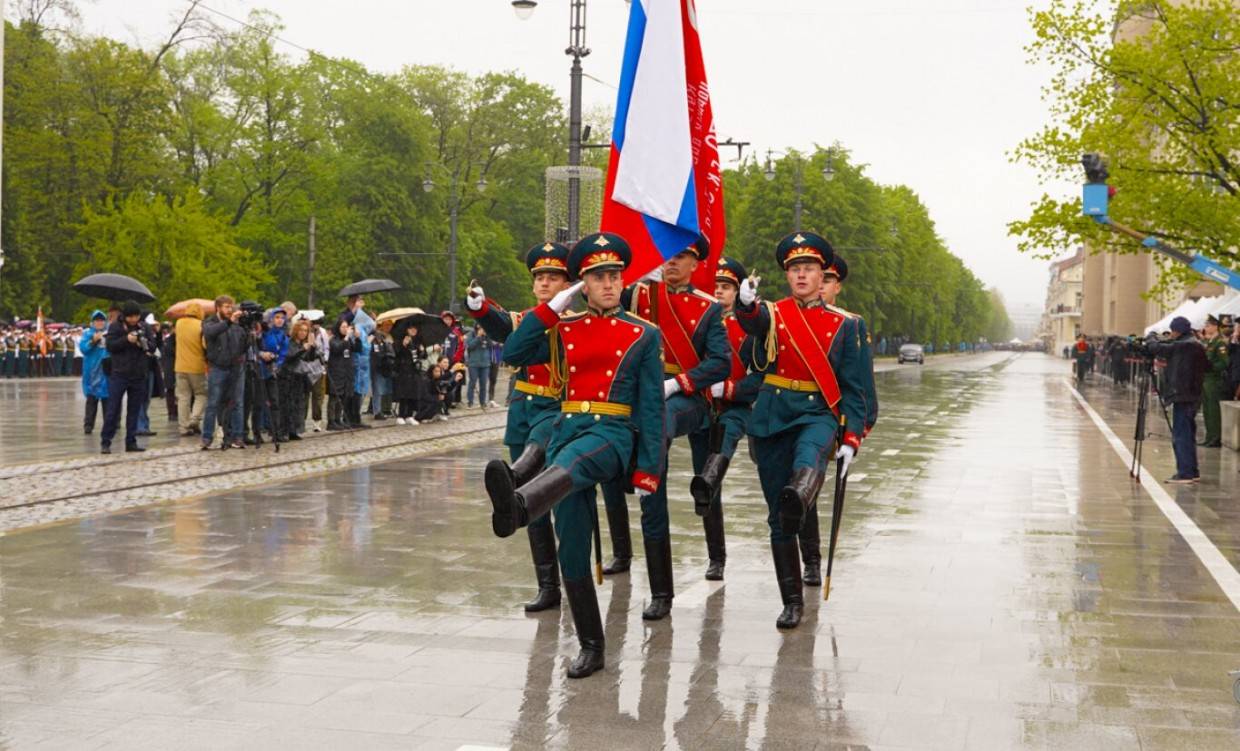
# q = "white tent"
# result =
<box><xmin>1144</xmin><ymin>290</ymin><xmax>1240</xmax><ymax>334</ymax></box>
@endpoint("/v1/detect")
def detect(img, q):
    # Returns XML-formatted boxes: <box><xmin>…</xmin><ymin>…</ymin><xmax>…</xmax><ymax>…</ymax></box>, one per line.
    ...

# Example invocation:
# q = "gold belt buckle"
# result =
<box><xmin>580</xmin><ymin>401</ymin><xmax>592</xmax><ymax>414</ymax></box>
<box><xmin>790</xmin><ymin>379</ymin><xmax>801</xmax><ymax>390</ymax></box>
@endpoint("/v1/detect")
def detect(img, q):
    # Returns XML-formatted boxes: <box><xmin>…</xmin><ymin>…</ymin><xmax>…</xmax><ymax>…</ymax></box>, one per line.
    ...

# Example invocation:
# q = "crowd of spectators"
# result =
<box><xmin>28</xmin><ymin>297</ymin><xmax>506</xmax><ymax>454</ymax></box>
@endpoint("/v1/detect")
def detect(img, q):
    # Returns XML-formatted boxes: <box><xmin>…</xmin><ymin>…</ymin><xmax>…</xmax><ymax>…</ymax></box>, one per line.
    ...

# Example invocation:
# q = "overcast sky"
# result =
<box><xmin>65</xmin><ymin>0</ymin><xmax>1078</xmax><ymax>309</ymax></box>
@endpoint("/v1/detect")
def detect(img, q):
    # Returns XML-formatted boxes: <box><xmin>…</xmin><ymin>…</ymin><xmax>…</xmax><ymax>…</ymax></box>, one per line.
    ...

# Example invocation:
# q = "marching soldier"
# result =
<box><xmin>795</xmin><ymin>254</ymin><xmax>879</xmax><ymax>586</ymax></box>
<box><xmin>466</xmin><ymin>242</ymin><xmax>574</xmax><ymax>613</ymax></box>
<box><xmin>486</xmin><ymin>232</ymin><xmax>665</xmax><ymax>679</ymax></box>
<box><xmin>688</xmin><ymin>257</ymin><xmax>763</xmax><ymax>580</ymax></box>
<box><xmin>735</xmin><ymin>231</ymin><xmax>869</xmax><ymax>629</ymax></box>
<box><xmin>599</xmin><ymin>239</ymin><xmax>732</xmax><ymax>620</ymax></box>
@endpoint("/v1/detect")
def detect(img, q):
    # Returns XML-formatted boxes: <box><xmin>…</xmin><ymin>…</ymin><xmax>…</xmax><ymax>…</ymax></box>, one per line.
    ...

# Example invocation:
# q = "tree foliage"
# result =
<box><xmin>725</xmin><ymin>147</ymin><xmax>1002</xmax><ymax>347</ymax></box>
<box><xmin>1010</xmin><ymin>0</ymin><xmax>1239</xmax><ymax>294</ymax></box>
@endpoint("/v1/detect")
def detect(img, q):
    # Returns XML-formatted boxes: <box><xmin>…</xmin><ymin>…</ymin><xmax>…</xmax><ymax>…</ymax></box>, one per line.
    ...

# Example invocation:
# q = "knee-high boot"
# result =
<box><xmin>523</xmin><ymin>521</ymin><xmax>561</xmax><ymax>612</ymax></box>
<box><xmin>778</xmin><ymin>466</ymin><xmax>823</xmax><ymax>536</ymax></box>
<box><xmin>772</xmin><ymin>539</ymin><xmax>804</xmax><ymax>629</ymax></box>
<box><xmin>690</xmin><ymin>453</ymin><xmax>729</xmax><ymax>516</ymax></box>
<box><xmin>484</xmin><ymin>444</ymin><xmax>546</xmax><ymax>514</ymax></box>
<box><xmin>489</xmin><ymin>465</ymin><xmax>574</xmax><ymax>538</ymax></box>
<box><xmin>799</xmin><ymin>504</ymin><xmax>822</xmax><ymax>586</ymax></box>
<box><xmin>602</xmin><ymin>498</ymin><xmax>632</xmax><ymax>575</ymax></box>
<box><xmin>702</xmin><ymin>500</ymin><xmax>726</xmax><ymax>581</ymax></box>
<box><xmin>641</xmin><ymin>535</ymin><xmax>674</xmax><ymax>621</ymax></box>
<box><xmin>563</xmin><ymin>576</ymin><xmax>605</xmax><ymax>678</ymax></box>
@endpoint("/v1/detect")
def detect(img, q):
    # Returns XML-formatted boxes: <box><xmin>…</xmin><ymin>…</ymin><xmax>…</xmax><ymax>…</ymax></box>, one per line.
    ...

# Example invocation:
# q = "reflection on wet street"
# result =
<box><xmin>2</xmin><ymin>353</ymin><xmax>1239</xmax><ymax>749</ymax></box>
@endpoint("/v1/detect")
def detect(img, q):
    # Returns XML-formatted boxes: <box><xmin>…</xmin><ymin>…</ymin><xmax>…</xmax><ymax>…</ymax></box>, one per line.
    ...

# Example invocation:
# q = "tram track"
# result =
<box><xmin>1</xmin><ymin>415</ymin><xmax>506</xmax><ymax>516</ymax></box>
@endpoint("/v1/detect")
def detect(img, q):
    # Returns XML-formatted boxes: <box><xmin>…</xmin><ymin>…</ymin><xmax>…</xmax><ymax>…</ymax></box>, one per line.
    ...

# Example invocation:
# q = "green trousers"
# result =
<box><xmin>1202</xmin><ymin>376</ymin><xmax>1222</xmax><ymax>444</ymax></box>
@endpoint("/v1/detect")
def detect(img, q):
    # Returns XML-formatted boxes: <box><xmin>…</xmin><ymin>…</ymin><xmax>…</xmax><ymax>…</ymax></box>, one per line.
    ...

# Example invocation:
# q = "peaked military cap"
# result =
<box><xmin>525</xmin><ymin>241</ymin><xmax>571</xmax><ymax>276</ymax></box>
<box><xmin>715</xmin><ymin>256</ymin><xmax>748</xmax><ymax>287</ymax></box>
<box><xmin>775</xmin><ymin>231</ymin><xmax>834</xmax><ymax>269</ymax></box>
<box><xmin>825</xmin><ymin>254</ymin><xmax>849</xmax><ymax>282</ymax></box>
<box><xmin>569</xmin><ymin>232</ymin><xmax>631</xmax><ymax>279</ymax></box>
<box><xmin>683</xmin><ymin>235</ymin><xmax>709</xmax><ymax>261</ymax></box>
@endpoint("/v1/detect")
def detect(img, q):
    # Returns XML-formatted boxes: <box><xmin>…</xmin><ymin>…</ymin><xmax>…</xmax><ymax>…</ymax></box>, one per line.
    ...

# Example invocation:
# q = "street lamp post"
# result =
<box><xmin>514</xmin><ymin>0</ymin><xmax>593</xmax><ymax>241</ymax></box>
<box><xmin>763</xmin><ymin>148</ymin><xmax>835</xmax><ymax>232</ymax></box>
<box><xmin>424</xmin><ymin>164</ymin><xmax>488</xmax><ymax>314</ymax></box>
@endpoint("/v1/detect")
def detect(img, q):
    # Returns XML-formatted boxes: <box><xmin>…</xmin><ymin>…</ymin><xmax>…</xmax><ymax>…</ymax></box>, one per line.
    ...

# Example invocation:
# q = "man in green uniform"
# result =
<box><xmin>598</xmin><ymin>240</ymin><xmax>731</xmax><ymax>618</ymax></box>
<box><xmin>1200</xmin><ymin>315</ymin><xmax>1228</xmax><ymax>449</ymax></box>
<box><xmin>735</xmin><ymin>231</ymin><xmax>869</xmax><ymax>629</ymax></box>
<box><xmin>487</xmin><ymin>232</ymin><xmax>665</xmax><ymax>679</ymax></box>
<box><xmin>466</xmin><ymin>242</ymin><xmax>573</xmax><ymax>613</ymax></box>
<box><xmin>795</xmin><ymin>254</ymin><xmax>879</xmax><ymax>586</ymax></box>
<box><xmin>688</xmin><ymin>257</ymin><xmax>762</xmax><ymax>579</ymax></box>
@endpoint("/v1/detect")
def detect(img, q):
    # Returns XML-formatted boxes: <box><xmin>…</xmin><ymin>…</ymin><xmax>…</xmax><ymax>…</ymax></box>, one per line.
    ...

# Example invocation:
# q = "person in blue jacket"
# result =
<box><xmin>260</xmin><ymin>308</ymin><xmax>289</xmax><ymax>440</ymax></box>
<box><xmin>79</xmin><ymin>310</ymin><xmax>110</xmax><ymax>434</ymax></box>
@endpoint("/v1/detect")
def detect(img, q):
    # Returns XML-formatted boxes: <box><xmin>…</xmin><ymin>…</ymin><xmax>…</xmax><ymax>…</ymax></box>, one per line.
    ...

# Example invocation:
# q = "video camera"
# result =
<box><xmin>238</xmin><ymin>301</ymin><xmax>265</xmax><ymax>329</ymax></box>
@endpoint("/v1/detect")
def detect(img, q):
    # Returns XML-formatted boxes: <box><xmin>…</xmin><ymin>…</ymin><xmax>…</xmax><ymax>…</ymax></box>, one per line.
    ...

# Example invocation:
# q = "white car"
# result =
<box><xmin>898</xmin><ymin>343</ymin><xmax>925</xmax><ymax>364</ymax></box>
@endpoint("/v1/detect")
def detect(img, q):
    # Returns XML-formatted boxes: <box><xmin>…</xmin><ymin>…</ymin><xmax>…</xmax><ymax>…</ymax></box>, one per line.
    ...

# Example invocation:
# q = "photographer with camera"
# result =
<box><xmin>99</xmin><ymin>301</ymin><xmax>154</xmax><ymax>454</ymax></box>
<box><xmin>201</xmin><ymin>295</ymin><xmax>249</xmax><ymax>450</ymax></box>
<box><xmin>1143</xmin><ymin>316</ymin><xmax>1209</xmax><ymax>484</ymax></box>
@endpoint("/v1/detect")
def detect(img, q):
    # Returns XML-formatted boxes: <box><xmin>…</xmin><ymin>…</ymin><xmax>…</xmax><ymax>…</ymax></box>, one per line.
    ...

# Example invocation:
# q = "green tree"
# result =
<box><xmin>74</xmin><ymin>191</ymin><xmax>272</xmax><ymax>318</ymax></box>
<box><xmin>1010</xmin><ymin>0</ymin><xmax>1239</xmax><ymax>292</ymax></box>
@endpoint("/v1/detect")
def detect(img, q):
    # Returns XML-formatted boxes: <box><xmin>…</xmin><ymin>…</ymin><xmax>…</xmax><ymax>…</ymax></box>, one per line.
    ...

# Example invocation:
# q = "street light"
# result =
<box><xmin>423</xmin><ymin>162</ymin><xmax>488</xmax><ymax>313</ymax></box>
<box><xmin>513</xmin><ymin>0</ymin><xmax>601</xmax><ymax>241</ymax></box>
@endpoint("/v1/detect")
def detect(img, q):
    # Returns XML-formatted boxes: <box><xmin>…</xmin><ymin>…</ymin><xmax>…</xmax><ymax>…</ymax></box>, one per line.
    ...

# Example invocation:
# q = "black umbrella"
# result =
<box><xmin>338</xmin><ymin>278</ymin><xmax>401</xmax><ymax>297</ymax></box>
<box><xmin>72</xmin><ymin>273</ymin><xmax>155</xmax><ymax>303</ymax></box>
<box><xmin>392</xmin><ymin>311</ymin><xmax>449</xmax><ymax>346</ymax></box>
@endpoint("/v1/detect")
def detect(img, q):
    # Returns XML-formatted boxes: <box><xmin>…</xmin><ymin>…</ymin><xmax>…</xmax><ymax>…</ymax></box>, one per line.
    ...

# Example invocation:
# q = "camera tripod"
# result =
<box><xmin>1129</xmin><ymin>358</ymin><xmax>1168</xmax><ymax>482</ymax></box>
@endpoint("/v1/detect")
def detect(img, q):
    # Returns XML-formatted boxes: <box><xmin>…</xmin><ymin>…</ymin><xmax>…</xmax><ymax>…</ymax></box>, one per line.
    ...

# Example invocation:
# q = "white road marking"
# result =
<box><xmin>1067</xmin><ymin>381</ymin><xmax>1240</xmax><ymax>612</ymax></box>
<box><xmin>881</xmin><ymin>449</ymin><xmax>900</xmax><ymax>456</ymax></box>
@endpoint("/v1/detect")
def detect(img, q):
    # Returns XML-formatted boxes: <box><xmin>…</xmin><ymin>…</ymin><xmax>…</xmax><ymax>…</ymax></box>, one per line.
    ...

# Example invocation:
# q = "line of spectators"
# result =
<box><xmin>77</xmin><ymin>298</ymin><xmax>506</xmax><ymax>454</ymax></box>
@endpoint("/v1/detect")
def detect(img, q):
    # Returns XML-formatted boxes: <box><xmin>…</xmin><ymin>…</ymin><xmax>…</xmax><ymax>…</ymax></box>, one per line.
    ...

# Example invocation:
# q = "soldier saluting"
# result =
<box><xmin>689</xmin><ymin>257</ymin><xmax>763</xmax><ymax>575</ymax></box>
<box><xmin>466</xmin><ymin>242</ymin><xmax>574</xmax><ymax>613</ymax></box>
<box><xmin>735</xmin><ymin>231</ymin><xmax>869</xmax><ymax>629</ymax></box>
<box><xmin>486</xmin><ymin>232</ymin><xmax>665</xmax><ymax>679</ymax></box>
<box><xmin>598</xmin><ymin>239</ymin><xmax>732</xmax><ymax>621</ymax></box>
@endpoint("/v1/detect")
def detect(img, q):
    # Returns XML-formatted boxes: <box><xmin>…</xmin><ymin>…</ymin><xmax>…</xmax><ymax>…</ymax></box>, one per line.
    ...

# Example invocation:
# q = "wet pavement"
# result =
<box><xmin>2</xmin><ymin>353</ymin><xmax>1239</xmax><ymax>749</ymax></box>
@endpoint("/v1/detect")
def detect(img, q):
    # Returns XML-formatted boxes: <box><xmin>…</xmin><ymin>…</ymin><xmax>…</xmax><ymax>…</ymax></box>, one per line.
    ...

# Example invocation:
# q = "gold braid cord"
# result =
<box><xmin>751</xmin><ymin>301</ymin><xmax>779</xmax><ymax>373</ymax></box>
<box><xmin>546</xmin><ymin>325</ymin><xmax>567</xmax><ymax>398</ymax></box>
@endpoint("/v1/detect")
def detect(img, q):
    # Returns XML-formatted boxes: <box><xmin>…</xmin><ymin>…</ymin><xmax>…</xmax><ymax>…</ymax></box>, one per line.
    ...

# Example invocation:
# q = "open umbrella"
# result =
<box><xmin>381</xmin><ymin>307</ymin><xmax>449</xmax><ymax>345</ymax></box>
<box><xmin>72</xmin><ymin>273</ymin><xmax>155</xmax><ymax>303</ymax></box>
<box><xmin>164</xmin><ymin>298</ymin><xmax>217</xmax><ymax>320</ymax></box>
<box><xmin>338</xmin><ymin>278</ymin><xmax>400</xmax><ymax>297</ymax></box>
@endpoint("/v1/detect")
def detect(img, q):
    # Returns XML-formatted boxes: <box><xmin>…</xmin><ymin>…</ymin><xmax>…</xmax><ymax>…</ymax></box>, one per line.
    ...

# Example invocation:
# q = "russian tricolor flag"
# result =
<box><xmin>602</xmin><ymin>0</ymin><xmax>725</xmax><ymax>289</ymax></box>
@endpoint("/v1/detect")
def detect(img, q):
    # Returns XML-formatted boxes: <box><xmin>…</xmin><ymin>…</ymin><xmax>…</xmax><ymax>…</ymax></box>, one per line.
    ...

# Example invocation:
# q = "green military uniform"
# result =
<box><xmin>470</xmin><ymin>242</ymin><xmax>572</xmax><ymax>613</ymax></box>
<box><xmin>687</xmin><ymin>257</ymin><xmax>763</xmax><ymax>580</ymax></box>
<box><xmin>1202</xmin><ymin>320</ymin><xmax>1228</xmax><ymax>447</ymax></box>
<box><xmin>798</xmin><ymin>254</ymin><xmax>880</xmax><ymax>587</ymax></box>
<box><xmin>736</xmin><ymin>231</ymin><xmax>870</xmax><ymax>629</ymax></box>
<box><xmin>488</xmin><ymin>232</ymin><xmax>665</xmax><ymax>679</ymax></box>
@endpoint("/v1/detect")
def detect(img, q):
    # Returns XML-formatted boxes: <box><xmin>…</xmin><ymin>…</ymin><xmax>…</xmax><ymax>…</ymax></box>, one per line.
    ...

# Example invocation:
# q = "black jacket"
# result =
<box><xmin>327</xmin><ymin>335</ymin><xmax>362</xmax><ymax>395</ymax></box>
<box><xmin>1146</xmin><ymin>336</ymin><xmax>1208</xmax><ymax>404</ymax></box>
<box><xmin>202</xmin><ymin>316</ymin><xmax>248</xmax><ymax>369</ymax></box>
<box><xmin>105</xmin><ymin>320</ymin><xmax>153</xmax><ymax>379</ymax></box>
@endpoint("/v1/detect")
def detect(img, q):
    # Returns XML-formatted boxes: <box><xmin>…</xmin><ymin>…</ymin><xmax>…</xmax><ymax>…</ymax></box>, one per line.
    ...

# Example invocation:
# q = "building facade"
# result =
<box><xmin>1039</xmin><ymin>249</ymin><xmax>1083</xmax><ymax>354</ymax></box>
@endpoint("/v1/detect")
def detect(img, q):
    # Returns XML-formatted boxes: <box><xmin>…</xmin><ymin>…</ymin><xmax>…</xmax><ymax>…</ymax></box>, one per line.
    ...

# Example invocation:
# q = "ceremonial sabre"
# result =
<box><xmin>824</xmin><ymin>415</ymin><xmax>848</xmax><ymax>601</ymax></box>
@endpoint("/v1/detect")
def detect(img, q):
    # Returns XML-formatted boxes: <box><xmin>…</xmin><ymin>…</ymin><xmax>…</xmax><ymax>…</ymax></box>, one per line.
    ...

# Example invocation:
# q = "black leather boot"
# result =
<box><xmin>601</xmin><ymin>495</ymin><xmax>633</xmax><ymax>575</ymax></box>
<box><xmin>641</xmin><ymin>536</ymin><xmax>674</xmax><ymax>621</ymax></box>
<box><xmin>690</xmin><ymin>453</ymin><xmax>729</xmax><ymax>517</ymax></box>
<box><xmin>702</xmin><ymin>500</ymin><xmax>726</xmax><ymax>581</ymax></box>
<box><xmin>799</xmin><ymin>505</ymin><xmax>822</xmax><ymax>587</ymax></box>
<box><xmin>563</xmin><ymin>576</ymin><xmax>605</xmax><ymax>679</ymax></box>
<box><xmin>490</xmin><ymin>465</ymin><xmax>574</xmax><ymax>539</ymax></box>
<box><xmin>484</xmin><ymin>443</ymin><xmax>547</xmax><ymax>529</ymax></box>
<box><xmin>523</xmin><ymin>522</ymin><xmax>561</xmax><ymax>612</ymax></box>
<box><xmin>772</xmin><ymin>540</ymin><xmax>804</xmax><ymax>629</ymax></box>
<box><xmin>778</xmin><ymin>467</ymin><xmax>822</xmax><ymax>536</ymax></box>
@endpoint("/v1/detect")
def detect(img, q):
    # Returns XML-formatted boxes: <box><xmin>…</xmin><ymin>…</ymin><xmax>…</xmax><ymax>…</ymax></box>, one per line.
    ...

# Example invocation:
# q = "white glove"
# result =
<box><xmin>710</xmin><ymin>381</ymin><xmax>725</xmax><ymax>398</ymax></box>
<box><xmin>548</xmin><ymin>281</ymin><xmax>584</xmax><ymax>314</ymax></box>
<box><xmin>642</xmin><ymin>266</ymin><xmax>663</xmax><ymax>283</ymax></box>
<box><xmin>663</xmin><ymin>378</ymin><xmax>681</xmax><ymax>399</ymax></box>
<box><xmin>836</xmin><ymin>444</ymin><xmax>855</xmax><ymax>477</ymax></box>
<box><xmin>740</xmin><ymin>276</ymin><xmax>760</xmax><ymax>306</ymax></box>
<box><xmin>465</xmin><ymin>285</ymin><xmax>484</xmax><ymax>311</ymax></box>
<box><xmin>637</xmin><ymin>486</ymin><xmax>655</xmax><ymax>499</ymax></box>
